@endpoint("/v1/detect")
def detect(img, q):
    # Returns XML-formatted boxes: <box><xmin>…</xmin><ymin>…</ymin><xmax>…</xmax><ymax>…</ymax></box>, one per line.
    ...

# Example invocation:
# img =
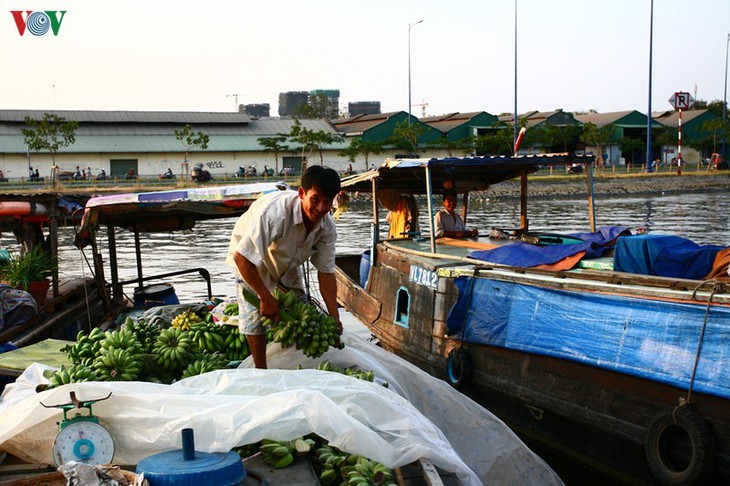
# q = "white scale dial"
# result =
<box><xmin>52</xmin><ymin>420</ymin><xmax>115</xmax><ymax>466</ymax></box>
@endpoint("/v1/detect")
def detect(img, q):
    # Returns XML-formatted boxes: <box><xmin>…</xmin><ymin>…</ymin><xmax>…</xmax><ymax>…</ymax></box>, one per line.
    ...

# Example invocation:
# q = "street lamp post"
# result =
<box><xmin>723</xmin><ymin>33</ymin><xmax>729</xmax><ymax>163</ymax></box>
<box><xmin>408</xmin><ymin>20</ymin><xmax>423</xmax><ymax>126</ymax></box>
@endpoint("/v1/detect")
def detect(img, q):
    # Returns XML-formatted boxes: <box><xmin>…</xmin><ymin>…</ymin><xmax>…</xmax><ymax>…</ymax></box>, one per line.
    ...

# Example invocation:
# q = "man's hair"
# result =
<box><xmin>301</xmin><ymin>165</ymin><xmax>341</xmax><ymax>199</ymax></box>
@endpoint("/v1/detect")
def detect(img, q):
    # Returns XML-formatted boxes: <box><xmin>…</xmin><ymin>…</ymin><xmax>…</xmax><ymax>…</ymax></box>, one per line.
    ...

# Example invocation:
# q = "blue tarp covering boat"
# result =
<box><xmin>447</xmin><ymin>277</ymin><xmax>730</xmax><ymax>400</ymax></box>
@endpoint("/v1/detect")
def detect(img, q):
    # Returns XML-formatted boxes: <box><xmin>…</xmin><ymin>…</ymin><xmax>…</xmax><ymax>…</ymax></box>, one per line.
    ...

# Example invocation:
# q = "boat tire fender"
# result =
<box><xmin>446</xmin><ymin>347</ymin><xmax>472</xmax><ymax>389</ymax></box>
<box><xmin>645</xmin><ymin>405</ymin><xmax>717</xmax><ymax>485</ymax></box>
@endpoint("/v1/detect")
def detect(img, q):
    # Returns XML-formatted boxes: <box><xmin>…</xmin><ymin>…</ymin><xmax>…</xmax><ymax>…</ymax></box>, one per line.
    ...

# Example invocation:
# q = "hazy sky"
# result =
<box><xmin>2</xmin><ymin>0</ymin><xmax>729</xmax><ymax>117</ymax></box>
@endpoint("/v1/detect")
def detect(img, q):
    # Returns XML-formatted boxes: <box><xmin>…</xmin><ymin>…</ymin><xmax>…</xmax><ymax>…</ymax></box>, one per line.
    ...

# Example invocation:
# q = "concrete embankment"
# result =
<box><xmin>483</xmin><ymin>171</ymin><xmax>730</xmax><ymax>199</ymax></box>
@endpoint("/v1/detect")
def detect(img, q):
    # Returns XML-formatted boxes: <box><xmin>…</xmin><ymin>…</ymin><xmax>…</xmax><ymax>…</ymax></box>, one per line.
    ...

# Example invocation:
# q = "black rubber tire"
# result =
<box><xmin>446</xmin><ymin>347</ymin><xmax>472</xmax><ymax>389</ymax></box>
<box><xmin>645</xmin><ymin>405</ymin><xmax>717</xmax><ymax>485</ymax></box>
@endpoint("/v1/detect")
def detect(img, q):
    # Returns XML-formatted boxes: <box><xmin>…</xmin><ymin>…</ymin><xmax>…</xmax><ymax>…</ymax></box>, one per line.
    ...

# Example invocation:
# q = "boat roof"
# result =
<box><xmin>339</xmin><ymin>153</ymin><xmax>594</xmax><ymax>194</ymax></box>
<box><xmin>79</xmin><ymin>181</ymin><xmax>288</xmax><ymax>231</ymax></box>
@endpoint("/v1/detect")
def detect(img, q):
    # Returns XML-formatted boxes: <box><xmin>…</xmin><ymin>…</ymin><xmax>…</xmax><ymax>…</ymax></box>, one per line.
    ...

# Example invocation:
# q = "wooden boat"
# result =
<box><xmin>0</xmin><ymin>193</ymin><xmax>110</xmax><ymax>359</ymax></box>
<box><xmin>73</xmin><ymin>182</ymin><xmax>289</xmax><ymax>309</ymax></box>
<box><xmin>334</xmin><ymin>155</ymin><xmax>730</xmax><ymax>484</ymax></box>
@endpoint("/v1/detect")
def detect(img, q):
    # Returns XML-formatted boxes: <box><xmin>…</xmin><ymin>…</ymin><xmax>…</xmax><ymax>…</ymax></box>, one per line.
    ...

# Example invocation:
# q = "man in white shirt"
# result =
<box><xmin>226</xmin><ymin>166</ymin><xmax>342</xmax><ymax>368</ymax></box>
<box><xmin>434</xmin><ymin>193</ymin><xmax>478</xmax><ymax>238</ymax></box>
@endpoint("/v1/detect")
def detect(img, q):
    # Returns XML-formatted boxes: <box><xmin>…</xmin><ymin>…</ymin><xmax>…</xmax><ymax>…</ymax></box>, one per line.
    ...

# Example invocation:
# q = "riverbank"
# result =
<box><xmin>485</xmin><ymin>170</ymin><xmax>730</xmax><ymax>199</ymax></box>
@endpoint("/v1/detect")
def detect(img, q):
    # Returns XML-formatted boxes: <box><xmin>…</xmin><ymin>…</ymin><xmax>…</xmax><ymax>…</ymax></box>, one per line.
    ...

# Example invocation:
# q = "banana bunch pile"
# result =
<box><xmin>314</xmin><ymin>443</ymin><xmax>395</xmax><ymax>486</ymax></box>
<box><xmin>52</xmin><ymin>308</ymin><xmax>249</xmax><ymax>386</ymax></box>
<box><xmin>261</xmin><ymin>290</ymin><xmax>344</xmax><ymax>359</ymax></box>
<box><xmin>223</xmin><ymin>302</ymin><xmax>238</xmax><ymax>316</ymax></box>
<box><xmin>170</xmin><ymin>309</ymin><xmax>202</xmax><ymax>331</ymax></box>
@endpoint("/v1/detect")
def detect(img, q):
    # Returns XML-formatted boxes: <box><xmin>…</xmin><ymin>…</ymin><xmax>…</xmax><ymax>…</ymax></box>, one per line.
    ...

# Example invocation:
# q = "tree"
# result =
<box><xmin>257</xmin><ymin>135</ymin><xmax>290</xmax><ymax>173</ymax></box>
<box><xmin>339</xmin><ymin>138</ymin><xmax>386</xmax><ymax>171</ymax></box>
<box><xmin>288</xmin><ymin>119</ymin><xmax>343</xmax><ymax>168</ymax></box>
<box><xmin>579</xmin><ymin>123</ymin><xmax>616</xmax><ymax>168</ymax></box>
<box><xmin>541</xmin><ymin>124</ymin><xmax>582</xmax><ymax>153</ymax></box>
<box><xmin>427</xmin><ymin>135</ymin><xmax>475</xmax><ymax>157</ymax></box>
<box><xmin>174</xmin><ymin>124</ymin><xmax>209</xmax><ymax>168</ymax></box>
<box><xmin>694</xmin><ymin>118</ymin><xmax>730</xmax><ymax>154</ymax></box>
<box><xmin>390</xmin><ymin>120</ymin><xmax>423</xmax><ymax>156</ymax></box>
<box><xmin>22</xmin><ymin>113</ymin><xmax>78</xmax><ymax>167</ymax></box>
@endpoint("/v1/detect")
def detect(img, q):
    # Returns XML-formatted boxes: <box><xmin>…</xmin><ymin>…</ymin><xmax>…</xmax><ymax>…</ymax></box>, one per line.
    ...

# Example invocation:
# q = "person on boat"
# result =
<box><xmin>378</xmin><ymin>189</ymin><xmax>419</xmax><ymax>239</ymax></box>
<box><xmin>0</xmin><ymin>283</ymin><xmax>37</xmax><ymax>332</ymax></box>
<box><xmin>226</xmin><ymin>165</ymin><xmax>342</xmax><ymax>369</ymax></box>
<box><xmin>435</xmin><ymin>193</ymin><xmax>478</xmax><ymax>238</ymax></box>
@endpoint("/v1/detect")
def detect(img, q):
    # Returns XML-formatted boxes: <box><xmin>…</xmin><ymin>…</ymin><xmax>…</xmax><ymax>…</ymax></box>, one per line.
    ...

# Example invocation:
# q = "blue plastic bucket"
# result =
<box><xmin>359</xmin><ymin>250</ymin><xmax>371</xmax><ymax>288</ymax></box>
<box><xmin>133</xmin><ymin>283</ymin><xmax>180</xmax><ymax>308</ymax></box>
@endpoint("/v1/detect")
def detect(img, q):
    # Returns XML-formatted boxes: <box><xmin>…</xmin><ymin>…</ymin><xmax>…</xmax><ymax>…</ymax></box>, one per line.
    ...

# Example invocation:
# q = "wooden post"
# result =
<box><xmin>520</xmin><ymin>170</ymin><xmax>528</xmax><ymax>232</ymax></box>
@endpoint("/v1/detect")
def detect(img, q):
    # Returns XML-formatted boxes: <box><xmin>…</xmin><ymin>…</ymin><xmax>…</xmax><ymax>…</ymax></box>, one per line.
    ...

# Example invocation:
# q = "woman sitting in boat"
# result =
<box><xmin>378</xmin><ymin>189</ymin><xmax>419</xmax><ymax>239</ymax></box>
<box><xmin>435</xmin><ymin>193</ymin><xmax>478</xmax><ymax>238</ymax></box>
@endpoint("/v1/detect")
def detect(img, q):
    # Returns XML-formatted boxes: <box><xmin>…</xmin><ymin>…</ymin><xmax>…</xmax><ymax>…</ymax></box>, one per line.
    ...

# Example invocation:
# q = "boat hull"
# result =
<box><xmin>335</xmin><ymin>248</ymin><xmax>730</xmax><ymax>483</ymax></box>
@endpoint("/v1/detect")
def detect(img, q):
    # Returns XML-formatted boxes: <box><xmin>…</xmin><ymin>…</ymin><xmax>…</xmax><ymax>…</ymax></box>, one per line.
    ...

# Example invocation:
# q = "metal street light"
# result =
<box><xmin>408</xmin><ymin>20</ymin><xmax>423</xmax><ymax>126</ymax></box>
<box><xmin>723</xmin><ymin>33</ymin><xmax>729</xmax><ymax>163</ymax></box>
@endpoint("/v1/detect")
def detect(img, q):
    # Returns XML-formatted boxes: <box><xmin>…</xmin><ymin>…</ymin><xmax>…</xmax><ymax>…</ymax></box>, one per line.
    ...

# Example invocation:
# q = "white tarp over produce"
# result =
<box><xmin>0</xmin><ymin>325</ymin><xmax>562</xmax><ymax>485</ymax></box>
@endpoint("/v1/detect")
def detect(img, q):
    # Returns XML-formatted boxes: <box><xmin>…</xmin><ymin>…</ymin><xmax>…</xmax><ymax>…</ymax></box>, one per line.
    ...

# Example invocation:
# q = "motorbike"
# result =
<box><xmin>160</xmin><ymin>170</ymin><xmax>175</xmax><ymax>180</ymax></box>
<box><xmin>191</xmin><ymin>164</ymin><xmax>212</xmax><ymax>182</ymax></box>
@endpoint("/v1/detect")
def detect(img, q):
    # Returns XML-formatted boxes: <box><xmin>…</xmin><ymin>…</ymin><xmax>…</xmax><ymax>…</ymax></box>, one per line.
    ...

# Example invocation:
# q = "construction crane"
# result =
<box><xmin>226</xmin><ymin>93</ymin><xmax>239</xmax><ymax>112</ymax></box>
<box><xmin>410</xmin><ymin>99</ymin><xmax>429</xmax><ymax>118</ymax></box>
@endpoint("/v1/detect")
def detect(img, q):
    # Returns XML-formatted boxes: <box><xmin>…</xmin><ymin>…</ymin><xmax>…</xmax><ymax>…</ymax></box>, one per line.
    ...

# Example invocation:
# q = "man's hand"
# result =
<box><xmin>260</xmin><ymin>291</ymin><xmax>280</xmax><ymax>324</ymax></box>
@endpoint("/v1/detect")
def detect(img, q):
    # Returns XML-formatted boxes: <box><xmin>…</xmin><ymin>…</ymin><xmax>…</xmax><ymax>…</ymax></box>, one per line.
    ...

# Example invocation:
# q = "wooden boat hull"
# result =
<box><xmin>335</xmin><ymin>247</ymin><xmax>730</xmax><ymax>483</ymax></box>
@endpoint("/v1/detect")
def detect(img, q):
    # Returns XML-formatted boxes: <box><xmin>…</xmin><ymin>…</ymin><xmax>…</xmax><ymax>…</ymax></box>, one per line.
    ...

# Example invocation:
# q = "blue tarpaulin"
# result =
<box><xmin>448</xmin><ymin>277</ymin><xmax>730</xmax><ymax>400</ymax></box>
<box><xmin>468</xmin><ymin>226</ymin><xmax>630</xmax><ymax>267</ymax></box>
<box><xmin>613</xmin><ymin>234</ymin><xmax>724</xmax><ymax>280</ymax></box>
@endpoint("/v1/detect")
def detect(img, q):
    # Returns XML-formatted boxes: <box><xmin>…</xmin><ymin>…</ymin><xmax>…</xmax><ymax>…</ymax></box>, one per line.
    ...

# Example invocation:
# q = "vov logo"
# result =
<box><xmin>11</xmin><ymin>10</ymin><xmax>67</xmax><ymax>36</ymax></box>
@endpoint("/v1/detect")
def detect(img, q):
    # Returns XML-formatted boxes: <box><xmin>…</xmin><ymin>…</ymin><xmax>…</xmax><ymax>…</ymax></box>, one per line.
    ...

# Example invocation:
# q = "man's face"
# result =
<box><xmin>443</xmin><ymin>194</ymin><xmax>457</xmax><ymax>213</ymax></box>
<box><xmin>299</xmin><ymin>185</ymin><xmax>335</xmax><ymax>225</ymax></box>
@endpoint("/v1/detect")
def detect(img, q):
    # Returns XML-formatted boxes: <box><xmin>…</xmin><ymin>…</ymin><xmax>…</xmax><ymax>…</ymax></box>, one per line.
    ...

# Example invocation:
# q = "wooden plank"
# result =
<box><xmin>418</xmin><ymin>458</ymin><xmax>444</xmax><ymax>486</ymax></box>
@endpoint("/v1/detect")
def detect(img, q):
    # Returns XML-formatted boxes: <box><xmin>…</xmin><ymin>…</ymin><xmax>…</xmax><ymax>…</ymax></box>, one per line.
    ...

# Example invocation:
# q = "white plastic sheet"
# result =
<box><xmin>0</xmin><ymin>323</ymin><xmax>562</xmax><ymax>485</ymax></box>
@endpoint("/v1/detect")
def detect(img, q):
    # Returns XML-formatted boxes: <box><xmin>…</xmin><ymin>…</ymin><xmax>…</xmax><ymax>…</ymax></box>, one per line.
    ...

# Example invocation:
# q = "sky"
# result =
<box><xmin>2</xmin><ymin>0</ymin><xmax>729</xmax><ymax>117</ymax></box>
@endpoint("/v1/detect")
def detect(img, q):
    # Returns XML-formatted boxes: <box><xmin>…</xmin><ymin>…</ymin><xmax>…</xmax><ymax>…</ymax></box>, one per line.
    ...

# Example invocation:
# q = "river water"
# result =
<box><xmin>33</xmin><ymin>190</ymin><xmax>727</xmax><ymax>303</ymax></box>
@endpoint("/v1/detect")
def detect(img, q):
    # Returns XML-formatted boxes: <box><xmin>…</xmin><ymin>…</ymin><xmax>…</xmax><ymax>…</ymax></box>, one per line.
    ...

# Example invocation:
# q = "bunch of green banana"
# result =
<box><xmin>46</xmin><ymin>364</ymin><xmax>99</xmax><ymax>388</ymax></box>
<box><xmin>223</xmin><ymin>302</ymin><xmax>239</xmax><ymax>316</ymax></box>
<box><xmin>345</xmin><ymin>456</ymin><xmax>396</xmax><ymax>486</ymax></box>
<box><xmin>259</xmin><ymin>439</ymin><xmax>295</xmax><ymax>468</ymax></box>
<box><xmin>123</xmin><ymin>317</ymin><xmax>162</xmax><ymax>353</ymax></box>
<box><xmin>170</xmin><ymin>309</ymin><xmax>202</xmax><ymax>331</ymax></box>
<box><xmin>61</xmin><ymin>328</ymin><xmax>105</xmax><ymax>366</ymax></box>
<box><xmin>315</xmin><ymin>362</ymin><xmax>375</xmax><ymax>382</ymax></box>
<box><xmin>256</xmin><ymin>290</ymin><xmax>343</xmax><ymax>359</ymax></box>
<box><xmin>93</xmin><ymin>347</ymin><xmax>142</xmax><ymax>381</ymax></box>
<box><xmin>222</xmin><ymin>325</ymin><xmax>249</xmax><ymax>361</ymax></box>
<box><xmin>99</xmin><ymin>329</ymin><xmax>145</xmax><ymax>357</ymax></box>
<box><xmin>189</xmin><ymin>322</ymin><xmax>227</xmax><ymax>353</ymax></box>
<box><xmin>315</xmin><ymin>443</ymin><xmax>348</xmax><ymax>468</ymax></box>
<box><xmin>153</xmin><ymin>327</ymin><xmax>194</xmax><ymax>372</ymax></box>
<box><xmin>180</xmin><ymin>351</ymin><xmax>229</xmax><ymax>379</ymax></box>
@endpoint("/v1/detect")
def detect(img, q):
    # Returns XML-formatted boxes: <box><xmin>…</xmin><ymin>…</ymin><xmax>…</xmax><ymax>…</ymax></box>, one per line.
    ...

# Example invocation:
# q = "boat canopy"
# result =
<box><xmin>339</xmin><ymin>154</ymin><xmax>594</xmax><ymax>194</ymax></box>
<box><xmin>77</xmin><ymin>182</ymin><xmax>288</xmax><ymax>235</ymax></box>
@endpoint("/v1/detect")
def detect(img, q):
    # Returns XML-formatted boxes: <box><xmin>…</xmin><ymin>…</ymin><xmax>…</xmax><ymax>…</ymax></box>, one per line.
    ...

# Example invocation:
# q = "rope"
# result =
<box><xmin>70</xmin><ymin>207</ymin><xmax>98</xmax><ymax>333</ymax></box>
<box><xmin>685</xmin><ymin>279</ymin><xmax>724</xmax><ymax>404</ymax></box>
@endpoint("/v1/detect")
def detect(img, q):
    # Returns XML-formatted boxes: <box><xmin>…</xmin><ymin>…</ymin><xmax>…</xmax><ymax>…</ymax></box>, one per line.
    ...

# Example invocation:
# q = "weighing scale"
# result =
<box><xmin>41</xmin><ymin>391</ymin><xmax>115</xmax><ymax>466</ymax></box>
